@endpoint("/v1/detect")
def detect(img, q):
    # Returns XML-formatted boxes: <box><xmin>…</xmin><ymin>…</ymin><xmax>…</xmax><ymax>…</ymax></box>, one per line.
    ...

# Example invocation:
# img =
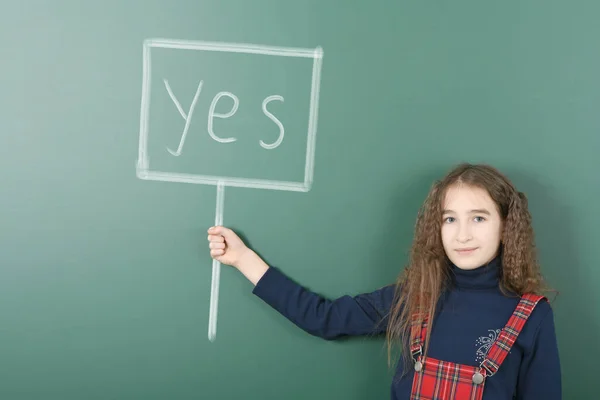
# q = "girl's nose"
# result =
<box><xmin>457</xmin><ymin>223</ymin><xmax>473</xmax><ymax>243</ymax></box>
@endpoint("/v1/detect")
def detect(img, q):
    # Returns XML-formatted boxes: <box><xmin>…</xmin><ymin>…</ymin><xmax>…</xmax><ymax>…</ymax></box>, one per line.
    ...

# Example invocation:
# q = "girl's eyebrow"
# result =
<box><xmin>442</xmin><ymin>208</ymin><xmax>491</xmax><ymax>215</ymax></box>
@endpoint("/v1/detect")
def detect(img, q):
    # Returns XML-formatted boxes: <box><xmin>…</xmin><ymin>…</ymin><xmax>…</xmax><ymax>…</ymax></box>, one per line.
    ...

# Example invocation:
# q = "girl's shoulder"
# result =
<box><xmin>514</xmin><ymin>294</ymin><xmax>557</xmax><ymax>349</ymax></box>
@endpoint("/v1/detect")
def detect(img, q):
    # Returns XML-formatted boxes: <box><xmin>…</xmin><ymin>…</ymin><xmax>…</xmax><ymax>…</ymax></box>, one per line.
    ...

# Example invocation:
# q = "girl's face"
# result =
<box><xmin>441</xmin><ymin>184</ymin><xmax>503</xmax><ymax>270</ymax></box>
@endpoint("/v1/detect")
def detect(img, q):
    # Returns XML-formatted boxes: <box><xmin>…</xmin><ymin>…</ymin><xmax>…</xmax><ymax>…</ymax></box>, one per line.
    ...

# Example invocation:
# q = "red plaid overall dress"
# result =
<box><xmin>410</xmin><ymin>293</ymin><xmax>546</xmax><ymax>400</ymax></box>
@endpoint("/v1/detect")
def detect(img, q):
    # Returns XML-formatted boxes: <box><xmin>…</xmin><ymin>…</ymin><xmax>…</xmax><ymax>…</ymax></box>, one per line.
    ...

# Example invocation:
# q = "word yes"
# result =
<box><xmin>163</xmin><ymin>79</ymin><xmax>285</xmax><ymax>156</ymax></box>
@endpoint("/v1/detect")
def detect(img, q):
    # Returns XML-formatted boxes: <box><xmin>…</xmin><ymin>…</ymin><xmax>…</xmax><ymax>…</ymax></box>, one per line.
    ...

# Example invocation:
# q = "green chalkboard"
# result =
<box><xmin>1</xmin><ymin>1</ymin><xmax>598</xmax><ymax>399</ymax></box>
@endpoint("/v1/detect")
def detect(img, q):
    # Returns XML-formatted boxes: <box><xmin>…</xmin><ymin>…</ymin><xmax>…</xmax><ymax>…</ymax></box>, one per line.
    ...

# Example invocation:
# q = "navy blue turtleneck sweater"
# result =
<box><xmin>252</xmin><ymin>255</ymin><xmax>562</xmax><ymax>399</ymax></box>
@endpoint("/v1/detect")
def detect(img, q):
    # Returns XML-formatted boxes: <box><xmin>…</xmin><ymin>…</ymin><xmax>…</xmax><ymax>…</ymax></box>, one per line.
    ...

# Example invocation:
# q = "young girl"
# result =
<box><xmin>207</xmin><ymin>163</ymin><xmax>561</xmax><ymax>400</ymax></box>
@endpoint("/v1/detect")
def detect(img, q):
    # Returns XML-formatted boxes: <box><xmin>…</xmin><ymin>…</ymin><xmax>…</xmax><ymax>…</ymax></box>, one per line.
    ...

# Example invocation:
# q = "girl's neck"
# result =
<box><xmin>449</xmin><ymin>254</ymin><xmax>501</xmax><ymax>290</ymax></box>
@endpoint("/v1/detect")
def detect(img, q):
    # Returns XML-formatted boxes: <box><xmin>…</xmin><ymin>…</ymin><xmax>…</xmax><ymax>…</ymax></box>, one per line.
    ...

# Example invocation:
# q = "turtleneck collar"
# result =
<box><xmin>449</xmin><ymin>252</ymin><xmax>502</xmax><ymax>290</ymax></box>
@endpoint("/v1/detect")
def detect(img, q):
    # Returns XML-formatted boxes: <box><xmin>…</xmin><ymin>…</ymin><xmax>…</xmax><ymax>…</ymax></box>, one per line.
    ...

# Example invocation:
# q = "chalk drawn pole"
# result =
<box><xmin>208</xmin><ymin>181</ymin><xmax>225</xmax><ymax>342</ymax></box>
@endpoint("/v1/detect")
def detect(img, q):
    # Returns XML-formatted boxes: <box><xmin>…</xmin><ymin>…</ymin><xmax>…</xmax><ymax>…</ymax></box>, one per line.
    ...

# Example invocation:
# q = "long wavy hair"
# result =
<box><xmin>386</xmin><ymin>163</ymin><xmax>556</xmax><ymax>375</ymax></box>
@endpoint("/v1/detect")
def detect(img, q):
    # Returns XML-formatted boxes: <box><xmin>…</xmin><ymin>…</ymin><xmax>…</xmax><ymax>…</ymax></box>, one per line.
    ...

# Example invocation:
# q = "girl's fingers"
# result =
<box><xmin>211</xmin><ymin>249</ymin><xmax>224</xmax><ymax>257</ymax></box>
<box><xmin>208</xmin><ymin>226</ymin><xmax>238</xmax><ymax>244</ymax></box>
<box><xmin>209</xmin><ymin>242</ymin><xmax>226</xmax><ymax>250</ymax></box>
<box><xmin>207</xmin><ymin>234</ymin><xmax>224</xmax><ymax>243</ymax></box>
<box><xmin>208</xmin><ymin>226</ymin><xmax>231</xmax><ymax>237</ymax></box>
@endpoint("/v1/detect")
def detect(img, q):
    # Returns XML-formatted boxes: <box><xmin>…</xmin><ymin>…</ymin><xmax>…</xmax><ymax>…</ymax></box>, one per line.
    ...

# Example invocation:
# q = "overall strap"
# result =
<box><xmin>480</xmin><ymin>293</ymin><xmax>547</xmax><ymax>376</ymax></box>
<box><xmin>410</xmin><ymin>312</ymin><xmax>428</xmax><ymax>359</ymax></box>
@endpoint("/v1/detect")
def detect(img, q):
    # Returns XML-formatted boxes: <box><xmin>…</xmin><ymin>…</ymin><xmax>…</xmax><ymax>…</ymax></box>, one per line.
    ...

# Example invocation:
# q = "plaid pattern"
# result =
<box><xmin>410</xmin><ymin>358</ymin><xmax>485</xmax><ymax>400</ymax></box>
<box><xmin>409</xmin><ymin>293</ymin><xmax>546</xmax><ymax>400</ymax></box>
<box><xmin>480</xmin><ymin>293</ymin><xmax>546</xmax><ymax>375</ymax></box>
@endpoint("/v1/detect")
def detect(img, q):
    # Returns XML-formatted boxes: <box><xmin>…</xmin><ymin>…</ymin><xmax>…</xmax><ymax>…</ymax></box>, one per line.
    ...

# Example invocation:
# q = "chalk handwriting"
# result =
<box><xmin>164</xmin><ymin>79</ymin><xmax>204</xmax><ymax>156</ymax></box>
<box><xmin>260</xmin><ymin>95</ymin><xmax>285</xmax><ymax>150</ymax></box>
<box><xmin>163</xmin><ymin>82</ymin><xmax>286</xmax><ymax>153</ymax></box>
<box><xmin>208</xmin><ymin>92</ymin><xmax>239</xmax><ymax>144</ymax></box>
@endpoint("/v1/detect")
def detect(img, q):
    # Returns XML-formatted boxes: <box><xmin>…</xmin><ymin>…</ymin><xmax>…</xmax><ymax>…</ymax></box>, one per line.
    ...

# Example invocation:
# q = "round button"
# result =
<box><xmin>414</xmin><ymin>361</ymin><xmax>423</xmax><ymax>372</ymax></box>
<box><xmin>472</xmin><ymin>372</ymin><xmax>484</xmax><ymax>385</ymax></box>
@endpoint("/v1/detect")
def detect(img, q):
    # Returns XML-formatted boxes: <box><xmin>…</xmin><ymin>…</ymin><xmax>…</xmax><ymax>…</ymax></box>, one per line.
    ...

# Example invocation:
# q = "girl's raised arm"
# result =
<box><xmin>207</xmin><ymin>226</ymin><xmax>395</xmax><ymax>340</ymax></box>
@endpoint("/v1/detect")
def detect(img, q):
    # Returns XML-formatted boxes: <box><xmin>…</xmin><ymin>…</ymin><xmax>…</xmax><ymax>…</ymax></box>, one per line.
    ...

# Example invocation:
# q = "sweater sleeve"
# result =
<box><xmin>516</xmin><ymin>304</ymin><xmax>562</xmax><ymax>399</ymax></box>
<box><xmin>251</xmin><ymin>266</ymin><xmax>396</xmax><ymax>340</ymax></box>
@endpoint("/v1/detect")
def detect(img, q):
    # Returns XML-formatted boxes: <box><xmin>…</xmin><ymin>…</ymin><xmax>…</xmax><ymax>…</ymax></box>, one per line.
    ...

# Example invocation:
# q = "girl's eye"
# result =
<box><xmin>444</xmin><ymin>217</ymin><xmax>455</xmax><ymax>223</ymax></box>
<box><xmin>474</xmin><ymin>216</ymin><xmax>486</xmax><ymax>222</ymax></box>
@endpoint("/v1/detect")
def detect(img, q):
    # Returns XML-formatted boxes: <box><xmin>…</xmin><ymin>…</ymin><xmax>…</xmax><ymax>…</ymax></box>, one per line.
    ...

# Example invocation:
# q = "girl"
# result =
<box><xmin>207</xmin><ymin>163</ymin><xmax>561</xmax><ymax>400</ymax></box>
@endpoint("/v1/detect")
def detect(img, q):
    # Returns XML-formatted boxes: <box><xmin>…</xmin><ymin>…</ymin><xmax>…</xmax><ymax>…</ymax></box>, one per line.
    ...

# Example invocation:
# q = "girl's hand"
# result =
<box><xmin>207</xmin><ymin>225</ymin><xmax>250</xmax><ymax>269</ymax></box>
<box><xmin>207</xmin><ymin>226</ymin><xmax>269</xmax><ymax>285</ymax></box>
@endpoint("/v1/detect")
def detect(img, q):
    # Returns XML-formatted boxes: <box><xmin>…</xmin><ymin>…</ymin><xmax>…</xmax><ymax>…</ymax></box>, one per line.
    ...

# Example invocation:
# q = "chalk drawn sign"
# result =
<box><xmin>136</xmin><ymin>38</ymin><xmax>324</xmax><ymax>341</ymax></box>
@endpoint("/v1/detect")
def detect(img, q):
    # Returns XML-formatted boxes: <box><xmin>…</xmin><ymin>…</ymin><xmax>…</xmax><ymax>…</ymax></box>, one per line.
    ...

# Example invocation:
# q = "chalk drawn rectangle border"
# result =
<box><xmin>136</xmin><ymin>38</ymin><xmax>324</xmax><ymax>193</ymax></box>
